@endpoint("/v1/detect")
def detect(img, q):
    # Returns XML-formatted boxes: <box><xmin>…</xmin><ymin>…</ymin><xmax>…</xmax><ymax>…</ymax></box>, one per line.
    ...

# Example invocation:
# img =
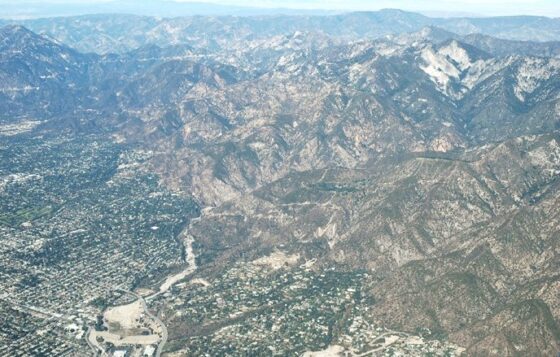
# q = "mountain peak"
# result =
<box><xmin>418</xmin><ymin>26</ymin><xmax>457</xmax><ymax>41</ymax></box>
<box><xmin>0</xmin><ymin>25</ymin><xmax>51</xmax><ymax>48</ymax></box>
<box><xmin>377</xmin><ymin>8</ymin><xmax>426</xmax><ymax>16</ymax></box>
<box><xmin>437</xmin><ymin>38</ymin><xmax>491</xmax><ymax>61</ymax></box>
<box><xmin>0</xmin><ymin>24</ymin><xmax>35</xmax><ymax>39</ymax></box>
<box><xmin>0</xmin><ymin>25</ymin><xmax>81</xmax><ymax>59</ymax></box>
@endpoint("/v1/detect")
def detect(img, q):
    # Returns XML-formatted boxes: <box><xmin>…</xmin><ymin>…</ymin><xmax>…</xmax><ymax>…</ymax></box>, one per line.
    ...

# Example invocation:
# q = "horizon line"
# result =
<box><xmin>1</xmin><ymin>6</ymin><xmax>559</xmax><ymax>21</ymax></box>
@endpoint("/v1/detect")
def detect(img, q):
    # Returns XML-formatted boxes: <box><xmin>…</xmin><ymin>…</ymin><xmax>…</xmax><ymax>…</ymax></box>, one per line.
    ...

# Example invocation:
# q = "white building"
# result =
<box><xmin>143</xmin><ymin>345</ymin><xmax>156</xmax><ymax>357</ymax></box>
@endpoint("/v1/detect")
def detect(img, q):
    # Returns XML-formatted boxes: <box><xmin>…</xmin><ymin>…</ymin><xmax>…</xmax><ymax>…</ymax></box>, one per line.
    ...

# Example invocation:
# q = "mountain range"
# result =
<box><xmin>1</xmin><ymin>11</ymin><xmax>560</xmax><ymax>356</ymax></box>
<box><xmin>1</xmin><ymin>10</ymin><xmax>560</xmax><ymax>54</ymax></box>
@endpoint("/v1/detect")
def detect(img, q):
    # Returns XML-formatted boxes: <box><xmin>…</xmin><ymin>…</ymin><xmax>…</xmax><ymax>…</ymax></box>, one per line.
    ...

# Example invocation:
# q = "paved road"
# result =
<box><xmin>85</xmin><ymin>327</ymin><xmax>101</xmax><ymax>357</ymax></box>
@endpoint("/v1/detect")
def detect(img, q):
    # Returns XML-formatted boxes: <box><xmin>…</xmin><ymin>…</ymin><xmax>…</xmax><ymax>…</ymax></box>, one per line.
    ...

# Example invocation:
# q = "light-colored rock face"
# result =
<box><xmin>420</xmin><ymin>46</ymin><xmax>463</xmax><ymax>88</ymax></box>
<box><xmin>514</xmin><ymin>57</ymin><xmax>560</xmax><ymax>101</ymax></box>
<box><xmin>439</xmin><ymin>40</ymin><xmax>472</xmax><ymax>71</ymax></box>
<box><xmin>418</xmin><ymin>41</ymin><xmax>501</xmax><ymax>99</ymax></box>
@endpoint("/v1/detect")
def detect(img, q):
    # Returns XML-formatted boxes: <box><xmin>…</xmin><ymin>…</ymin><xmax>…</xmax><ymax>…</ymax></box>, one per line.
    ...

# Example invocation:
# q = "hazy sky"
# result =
<box><xmin>1</xmin><ymin>0</ymin><xmax>559</xmax><ymax>17</ymax></box>
<box><xmin>180</xmin><ymin>0</ymin><xmax>559</xmax><ymax>15</ymax></box>
<box><xmin>246</xmin><ymin>0</ymin><xmax>557</xmax><ymax>16</ymax></box>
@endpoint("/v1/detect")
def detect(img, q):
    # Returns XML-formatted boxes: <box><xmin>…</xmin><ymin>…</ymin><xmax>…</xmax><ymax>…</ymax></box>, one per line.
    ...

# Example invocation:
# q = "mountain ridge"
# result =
<box><xmin>2</xmin><ymin>11</ymin><xmax>560</xmax><ymax>55</ymax></box>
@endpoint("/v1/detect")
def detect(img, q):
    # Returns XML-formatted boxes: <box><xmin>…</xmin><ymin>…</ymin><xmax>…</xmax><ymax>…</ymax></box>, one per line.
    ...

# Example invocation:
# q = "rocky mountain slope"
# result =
<box><xmin>187</xmin><ymin>133</ymin><xmax>560</xmax><ymax>354</ymax></box>
<box><xmin>1</xmin><ymin>19</ymin><xmax>559</xmax><ymax>355</ymax></box>
<box><xmin>4</xmin><ymin>26</ymin><xmax>560</xmax><ymax>204</ymax></box>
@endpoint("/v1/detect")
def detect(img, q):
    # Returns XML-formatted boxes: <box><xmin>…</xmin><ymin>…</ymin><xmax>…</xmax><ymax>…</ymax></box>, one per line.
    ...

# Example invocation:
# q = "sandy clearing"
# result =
<box><xmin>302</xmin><ymin>345</ymin><xmax>345</xmax><ymax>357</ymax></box>
<box><xmin>92</xmin><ymin>331</ymin><xmax>160</xmax><ymax>346</ymax></box>
<box><xmin>252</xmin><ymin>250</ymin><xmax>300</xmax><ymax>270</ymax></box>
<box><xmin>405</xmin><ymin>335</ymin><xmax>425</xmax><ymax>345</ymax></box>
<box><xmin>104</xmin><ymin>300</ymin><xmax>143</xmax><ymax>330</ymax></box>
<box><xmin>191</xmin><ymin>278</ymin><xmax>211</xmax><ymax>287</ymax></box>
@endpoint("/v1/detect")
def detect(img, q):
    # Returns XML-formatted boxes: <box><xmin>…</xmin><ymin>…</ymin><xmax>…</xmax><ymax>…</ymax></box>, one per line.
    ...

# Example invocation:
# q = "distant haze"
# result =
<box><xmin>0</xmin><ymin>0</ymin><xmax>559</xmax><ymax>18</ymax></box>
